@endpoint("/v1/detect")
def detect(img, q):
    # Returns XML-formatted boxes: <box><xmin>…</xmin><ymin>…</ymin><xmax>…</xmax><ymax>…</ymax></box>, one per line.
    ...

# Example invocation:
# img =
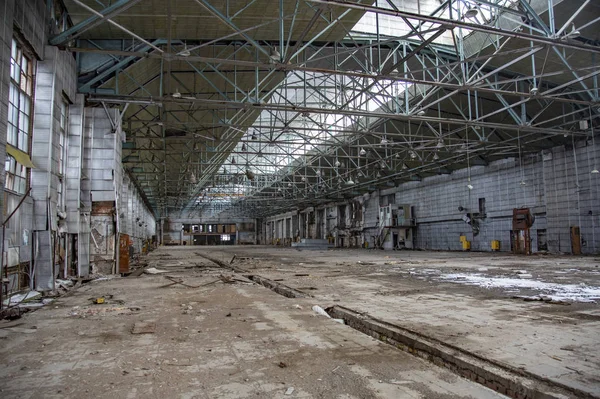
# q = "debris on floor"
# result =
<box><xmin>312</xmin><ymin>305</ymin><xmax>330</xmax><ymax>318</ymax></box>
<box><xmin>144</xmin><ymin>267</ymin><xmax>169</xmax><ymax>274</ymax></box>
<box><xmin>131</xmin><ymin>321</ymin><xmax>156</xmax><ymax>334</ymax></box>
<box><xmin>159</xmin><ymin>275</ymin><xmax>199</xmax><ymax>288</ymax></box>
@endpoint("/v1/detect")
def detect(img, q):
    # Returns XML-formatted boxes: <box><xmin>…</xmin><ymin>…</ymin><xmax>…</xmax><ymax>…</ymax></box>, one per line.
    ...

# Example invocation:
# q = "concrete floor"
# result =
<box><xmin>1</xmin><ymin>247</ymin><xmax>599</xmax><ymax>398</ymax></box>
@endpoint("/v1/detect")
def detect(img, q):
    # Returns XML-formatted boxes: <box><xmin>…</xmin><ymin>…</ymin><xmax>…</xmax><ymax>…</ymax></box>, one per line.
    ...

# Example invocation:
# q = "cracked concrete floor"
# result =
<box><xmin>199</xmin><ymin>246</ymin><xmax>600</xmax><ymax>398</ymax></box>
<box><xmin>0</xmin><ymin>248</ymin><xmax>505</xmax><ymax>399</ymax></box>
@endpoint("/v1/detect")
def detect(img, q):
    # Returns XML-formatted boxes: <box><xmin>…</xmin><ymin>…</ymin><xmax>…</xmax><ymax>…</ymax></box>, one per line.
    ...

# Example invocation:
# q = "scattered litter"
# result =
<box><xmin>518</xmin><ymin>274</ymin><xmax>533</xmax><ymax>279</ymax></box>
<box><xmin>225</xmin><ymin>313</ymin><xmax>232</xmax><ymax>317</ymax></box>
<box><xmin>144</xmin><ymin>267</ymin><xmax>168</xmax><ymax>274</ymax></box>
<box><xmin>131</xmin><ymin>321</ymin><xmax>156</xmax><ymax>334</ymax></box>
<box><xmin>285</xmin><ymin>387</ymin><xmax>295</xmax><ymax>395</ymax></box>
<box><xmin>159</xmin><ymin>275</ymin><xmax>199</xmax><ymax>288</ymax></box>
<box><xmin>513</xmin><ymin>295</ymin><xmax>570</xmax><ymax>305</ymax></box>
<box><xmin>332</xmin><ymin>366</ymin><xmax>340</xmax><ymax>373</ymax></box>
<box><xmin>332</xmin><ymin>318</ymin><xmax>345</xmax><ymax>324</ymax></box>
<box><xmin>55</xmin><ymin>279</ymin><xmax>74</xmax><ymax>290</ymax></box>
<box><xmin>293</xmin><ymin>305</ymin><xmax>303</xmax><ymax>310</ymax></box>
<box><xmin>278</xmin><ymin>361</ymin><xmax>287</xmax><ymax>368</ymax></box>
<box><xmin>4</xmin><ymin>291</ymin><xmax>41</xmax><ymax>305</ymax></box>
<box><xmin>0</xmin><ymin>326</ymin><xmax>37</xmax><ymax>334</ymax></box>
<box><xmin>312</xmin><ymin>305</ymin><xmax>331</xmax><ymax>318</ymax></box>
<box><xmin>294</xmin><ymin>274</ymin><xmax>310</xmax><ymax>277</ymax></box>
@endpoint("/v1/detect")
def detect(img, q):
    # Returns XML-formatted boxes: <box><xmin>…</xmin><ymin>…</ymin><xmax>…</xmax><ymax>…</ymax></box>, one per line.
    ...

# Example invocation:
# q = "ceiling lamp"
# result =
<box><xmin>591</xmin><ymin>168</ymin><xmax>599</xmax><ymax>174</ymax></box>
<box><xmin>467</xmin><ymin>183</ymin><xmax>474</xmax><ymax>190</ymax></box>
<box><xmin>270</xmin><ymin>48</ymin><xmax>281</xmax><ymax>61</ymax></box>
<box><xmin>346</xmin><ymin>178</ymin><xmax>355</xmax><ymax>185</ymax></box>
<box><xmin>335</xmin><ymin>160</ymin><xmax>341</xmax><ymax>167</ymax></box>
<box><xmin>416</xmin><ymin>109</ymin><xmax>426</xmax><ymax>116</ymax></box>
<box><xmin>359</xmin><ymin>148</ymin><xmax>367</xmax><ymax>156</ymax></box>
<box><xmin>251</xmin><ymin>132</ymin><xmax>257</xmax><ymax>140</ymax></box>
<box><xmin>464</xmin><ymin>6</ymin><xmax>479</xmax><ymax>18</ymax></box>
<box><xmin>530</xmin><ymin>86</ymin><xmax>539</xmax><ymax>96</ymax></box>
<box><xmin>172</xmin><ymin>90</ymin><xmax>182</xmax><ymax>98</ymax></box>
<box><xmin>436</xmin><ymin>139</ymin><xmax>444</xmax><ymax>149</ymax></box>
<box><xmin>402</xmin><ymin>163</ymin><xmax>408</xmax><ymax>170</ymax></box>
<box><xmin>180</xmin><ymin>42</ymin><xmax>191</xmax><ymax>57</ymax></box>
<box><xmin>380</xmin><ymin>137</ymin><xmax>389</xmax><ymax>145</ymax></box>
<box><xmin>376</xmin><ymin>171</ymin><xmax>381</xmax><ymax>178</ymax></box>
<box><xmin>433</xmin><ymin>153</ymin><xmax>439</xmax><ymax>161</ymax></box>
<box><xmin>410</xmin><ymin>150</ymin><xmax>417</xmax><ymax>159</ymax></box>
<box><xmin>231</xmin><ymin>156</ymin><xmax>236</xmax><ymax>164</ymax></box>
<box><xmin>301</xmin><ymin>176</ymin><xmax>306</xmax><ymax>182</ymax></box>
<box><xmin>241</xmin><ymin>143</ymin><xmax>247</xmax><ymax>151</ymax></box>
<box><xmin>565</xmin><ymin>23</ymin><xmax>581</xmax><ymax>39</ymax></box>
<box><xmin>520</xmin><ymin>180</ymin><xmax>527</xmax><ymax>186</ymax></box>
<box><xmin>287</xmin><ymin>182</ymin><xmax>292</xmax><ymax>187</ymax></box>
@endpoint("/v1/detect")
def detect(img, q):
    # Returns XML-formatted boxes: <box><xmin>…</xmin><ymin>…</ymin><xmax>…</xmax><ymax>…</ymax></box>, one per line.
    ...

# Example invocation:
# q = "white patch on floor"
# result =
<box><xmin>439</xmin><ymin>273</ymin><xmax>600</xmax><ymax>302</ymax></box>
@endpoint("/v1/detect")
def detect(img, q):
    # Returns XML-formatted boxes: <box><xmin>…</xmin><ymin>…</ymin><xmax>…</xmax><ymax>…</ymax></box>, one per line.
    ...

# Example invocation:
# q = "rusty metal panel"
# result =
<box><xmin>119</xmin><ymin>233</ymin><xmax>130</xmax><ymax>273</ymax></box>
<box><xmin>92</xmin><ymin>201</ymin><xmax>115</xmax><ymax>216</ymax></box>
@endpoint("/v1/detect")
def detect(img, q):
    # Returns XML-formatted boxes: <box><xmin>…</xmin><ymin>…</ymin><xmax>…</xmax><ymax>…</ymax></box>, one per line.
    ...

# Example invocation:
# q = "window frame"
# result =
<box><xmin>5</xmin><ymin>37</ymin><xmax>35</xmax><ymax>196</ymax></box>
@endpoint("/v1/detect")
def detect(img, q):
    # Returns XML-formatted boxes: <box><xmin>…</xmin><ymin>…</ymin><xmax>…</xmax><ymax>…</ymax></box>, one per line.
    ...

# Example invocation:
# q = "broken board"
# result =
<box><xmin>131</xmin><ymin>321</ymin><xmax>156</xmax><ymax>334</ymax></box>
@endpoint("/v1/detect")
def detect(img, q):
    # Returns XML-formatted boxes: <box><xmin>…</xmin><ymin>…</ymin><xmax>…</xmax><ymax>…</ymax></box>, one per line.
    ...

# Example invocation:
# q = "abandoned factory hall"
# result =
<box><xmin>1</xmin><ymin>0</ymin><xmax>600</xmax><ymax>398</ymax></box>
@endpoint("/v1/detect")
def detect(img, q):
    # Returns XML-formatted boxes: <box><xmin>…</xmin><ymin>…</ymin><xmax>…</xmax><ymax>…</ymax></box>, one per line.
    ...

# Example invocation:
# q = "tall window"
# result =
<box><xmin>8</xmin><ymin>39</ymin><xmax>33</xmax><ymax>152</ymax></box>
<box><xmin>57</xmin><ymin>100</ymin><xmax>68</xmax><ymax>208</ymax></box>
<box><xmin>6</xmin><ymin>38</ymin><xmax>34</xmax><ymax>194</ymax></box>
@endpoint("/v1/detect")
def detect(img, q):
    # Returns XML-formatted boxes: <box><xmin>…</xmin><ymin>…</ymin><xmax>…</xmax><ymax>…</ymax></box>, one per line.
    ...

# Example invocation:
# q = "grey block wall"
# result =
<box><xmin>266</xmin><ymin>139</ymin><xmax>600</xmax><ymax>254</ymax></box>
<box><xmin>30</xmin><ymin>45</ymin><xmax>77</xmax><ymax>289</ymax></box>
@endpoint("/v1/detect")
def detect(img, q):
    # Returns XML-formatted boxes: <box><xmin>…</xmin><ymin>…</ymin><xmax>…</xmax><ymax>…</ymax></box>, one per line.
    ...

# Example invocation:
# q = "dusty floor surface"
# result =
<box><xmin>0</xmin><ymin>248</ymin><xmax>509</xmax><ymax>399</ymax></box>
<box><xmin>199</xmin><ymin>246</ymin><xmax>600</xmax><ymax>397</ymax></box>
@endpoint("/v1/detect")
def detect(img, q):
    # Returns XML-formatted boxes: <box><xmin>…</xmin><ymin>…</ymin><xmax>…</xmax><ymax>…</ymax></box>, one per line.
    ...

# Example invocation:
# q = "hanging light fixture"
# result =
<box><xmin>231</xmin><ymin>156</ymin><xmax>236</xmax><ymax>164</ymax></box>
<box><xmin>359</xmin><ymin>148</ymin><xmax>366</xmax><ymax>156</ymax></box>
<box><xmin>269</xmin><ymin>48</ymin><xmax>281</xmax><ymax>62</ymax></box>
<box><xmin>172</xmin><ymin>89</ymin><xmax>182</xmax><ymax>98</ymax></box>
<box><xmin>410</xmin><ymin>150</ymin><xmax>417</xmax><ymax>159</ymax></box>
<box><xmin>180</xmin><ymin>42</ymin><xmax>191</xmax><ymax>57</ymax></box>
<box><xmin>436</xmin><ymin>138</ymin><xmax>444</xmax><ymax>149</ymax></box>
<box><xmin>464</xmin><ymin>6</ymin><xmax>479</xmax><ymax>18</ymax></box>
<box><xmin>433</xmin><ymin>152</ymin><xmax>439</xmax><ymax>161</ymax></box>
<box><xmin>241</xmin><ymin>143</ymin><xmax>246</xmax><ymax>151</ymax></box>
<box><xmin>380</xmin><ymin>136</ymin><xmax>389</xmax><ymax>145</ymax></box>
